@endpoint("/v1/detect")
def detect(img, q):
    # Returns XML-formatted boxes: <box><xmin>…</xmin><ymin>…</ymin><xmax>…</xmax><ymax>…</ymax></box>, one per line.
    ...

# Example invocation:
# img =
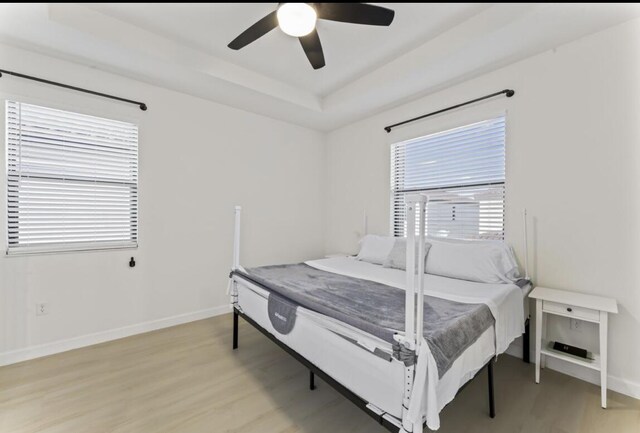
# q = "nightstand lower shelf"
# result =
<box><xmin>540</xmin><ymin>340</ymin><xmax>600</xmax><ymax>371</ymax></box>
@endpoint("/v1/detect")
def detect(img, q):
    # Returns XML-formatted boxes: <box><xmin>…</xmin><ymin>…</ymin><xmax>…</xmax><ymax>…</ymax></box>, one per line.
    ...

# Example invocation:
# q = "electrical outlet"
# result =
<box><xmin>570</xmin><ymin>318</ymin><xmax>581</xmax><ymax>331</ymax></box>
<box><xmin>36</xmin><ymin>302</ymin><xmax>49</xmax><ymax>316</ymax></box>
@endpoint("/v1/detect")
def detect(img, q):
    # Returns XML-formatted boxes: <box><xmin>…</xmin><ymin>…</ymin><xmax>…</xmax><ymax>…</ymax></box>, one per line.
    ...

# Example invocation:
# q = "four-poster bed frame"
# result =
<box><xmin>229</xmin><ymin>196</ymin><xmax>529</xmax><ymax>432</ymax></box>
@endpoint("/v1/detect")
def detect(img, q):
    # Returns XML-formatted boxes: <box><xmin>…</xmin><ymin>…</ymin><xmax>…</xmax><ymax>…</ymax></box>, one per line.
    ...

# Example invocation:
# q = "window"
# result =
<box><xmin>391</xmin><ymin>115</ymin><xmax>506</xmax><ymax>240</ymax></box>
<box><xmin>6</xmin><ymin>101</ymin><xmax>138</xmax><ymax>254</ymax></box>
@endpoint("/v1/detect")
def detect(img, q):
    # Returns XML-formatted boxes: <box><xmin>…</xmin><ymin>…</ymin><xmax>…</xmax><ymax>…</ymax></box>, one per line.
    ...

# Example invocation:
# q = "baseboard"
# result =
<box><xmin>542</xmin><ymin>357</ymin><xmax>640</xmax><ymax>400</ymax></box>
<box><xmin>504</xmin><ymin>338</ymin><xmax>640</xmax><ymax>400</ymax></box>
<box><xmin>0</xmin><ymin>305</ymin><xmax>231</xmax><ymax>367</ymax></box>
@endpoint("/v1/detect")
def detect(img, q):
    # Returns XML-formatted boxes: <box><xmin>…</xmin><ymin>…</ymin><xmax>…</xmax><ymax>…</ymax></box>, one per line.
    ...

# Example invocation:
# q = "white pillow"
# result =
<box><xmin>356</xmin><ymin>235</ymin><xmax>395</xmax><ymax>265</ymax></box>
<box><xmin>383</xmin><ymin>238</ymin><xmax>431</xmax><ymax>271</ymax></box>
<box><xmin>425</xmin><ymin>238</ymin><xmax>520</xmax><ymax>284</ymax></box>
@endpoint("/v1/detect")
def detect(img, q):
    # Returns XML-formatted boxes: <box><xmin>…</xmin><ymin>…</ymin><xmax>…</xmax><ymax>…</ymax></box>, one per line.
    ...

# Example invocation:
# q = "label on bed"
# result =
<box><xmin>267</xmin><ymin>292</ymin><xmax>298</xmax><ymax>334</ymax></box>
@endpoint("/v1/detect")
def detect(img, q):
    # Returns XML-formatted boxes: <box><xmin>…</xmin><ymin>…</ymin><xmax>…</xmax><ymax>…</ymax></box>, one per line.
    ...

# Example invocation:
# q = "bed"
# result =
<box><xmin>228</xmin><ymin>197</ymin><xmax>531</xmax><ymax>432</ymax></box>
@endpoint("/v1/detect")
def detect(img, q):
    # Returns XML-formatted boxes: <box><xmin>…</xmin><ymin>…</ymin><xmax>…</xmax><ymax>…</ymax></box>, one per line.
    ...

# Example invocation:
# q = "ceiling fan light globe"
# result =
<box><xmin>277</xmin><ymin>3</ymin><xmax>317</xmax><ymax>37</ymax></box>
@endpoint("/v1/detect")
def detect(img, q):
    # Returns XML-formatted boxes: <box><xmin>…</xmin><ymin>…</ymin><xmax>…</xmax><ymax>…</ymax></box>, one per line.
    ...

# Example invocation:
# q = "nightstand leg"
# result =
<box><xmin>535</xmin><ymin>299</ymin><xmax>542</xmax><ymax>384</ymax></box>
<box><xmin>541</xmin><ymin>312</ymin><xmax>547</xmax><ymax>369</ymax></box>
<box><xmin>600</xmin><ymin>311</ymin><xmax>608</xmax><ymax>408</ymax></box>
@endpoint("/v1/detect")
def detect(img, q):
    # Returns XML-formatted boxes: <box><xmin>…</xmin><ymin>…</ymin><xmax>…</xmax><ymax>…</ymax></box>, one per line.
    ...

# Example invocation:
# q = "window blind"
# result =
<box><xmin>6</xmin><ymin>100</ymin><xmax>138</xmax><ymax>254</ymax></box>
<box><xmin>391</xmin><ymin>116</ymin><xmax>506</xmax><ymax>240</ymax></box>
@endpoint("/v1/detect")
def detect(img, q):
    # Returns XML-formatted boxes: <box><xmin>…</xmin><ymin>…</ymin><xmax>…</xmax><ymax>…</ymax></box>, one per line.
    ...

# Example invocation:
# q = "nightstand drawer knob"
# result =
<box><xmin>542</xmin><ymin>300</ymin><xmax>600</xmax><ymax>321</ymax></box>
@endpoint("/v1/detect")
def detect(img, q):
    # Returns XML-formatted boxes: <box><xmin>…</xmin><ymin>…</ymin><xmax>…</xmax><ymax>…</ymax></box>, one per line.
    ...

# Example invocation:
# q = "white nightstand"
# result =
<box><xmin>529</xmin><ymin>287</ymin><xmax>618</xmax><ymax>408</ymax></box>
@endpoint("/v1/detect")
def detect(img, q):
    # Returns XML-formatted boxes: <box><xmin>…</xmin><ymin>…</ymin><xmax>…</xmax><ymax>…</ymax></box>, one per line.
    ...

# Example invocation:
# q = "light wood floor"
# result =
<box><xmin>1</xmin><ymin>314</ymin><xmax>638</xmax><ymax>433</ymax></box>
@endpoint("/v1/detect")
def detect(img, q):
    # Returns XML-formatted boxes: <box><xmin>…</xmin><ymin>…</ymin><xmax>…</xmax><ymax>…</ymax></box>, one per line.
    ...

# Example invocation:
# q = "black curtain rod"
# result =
<box><xmin>0</xmin><ymin>68</ymin><xmax>147</xmax><ymax>111</ymax></box>
<box><xmin>384</xmin><ymin>88</ymin><xmax>514</xmax><ymax>133</ymax></box>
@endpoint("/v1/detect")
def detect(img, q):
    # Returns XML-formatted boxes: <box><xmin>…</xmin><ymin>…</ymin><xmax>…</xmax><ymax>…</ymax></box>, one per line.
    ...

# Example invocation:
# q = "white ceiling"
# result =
<box><xmin>1</xmin><ymin>3</ymin><xmax>639</xmax><ymax>131</ymax></box>
<box><xmin>86</xmin><ymin>3</ymin><xmax>490</xmax><ymax>97</ymax></box>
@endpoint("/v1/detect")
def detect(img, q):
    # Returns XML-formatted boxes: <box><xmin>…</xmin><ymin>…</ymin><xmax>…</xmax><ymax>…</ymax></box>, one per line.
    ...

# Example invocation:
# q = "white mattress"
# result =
<box><xmin>236</xmin><ymin>280</ymin><xmax>406</xmax><ymax>417</ymax></box>
<box><xmin>307</xmin><ymin>257</ymin><xmax>525</xmax><ymax>356</ymax></box>
<box><xmin>232</xmin><ymin>257</ymin><xmax>525</xmax><ymax>430</ymax></box>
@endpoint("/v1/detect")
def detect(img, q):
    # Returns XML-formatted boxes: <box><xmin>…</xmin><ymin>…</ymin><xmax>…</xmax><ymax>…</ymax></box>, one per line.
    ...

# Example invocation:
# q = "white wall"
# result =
<box><xmin>0</xmin><ymin>44</ymin><xmax>326</xmax><ymax>364</ymax></box>
<box><xmin>324</xmin><ymin>19</ymin><xmax>640</xmax><ymax>397</ymax></box>
<box><xmin>2</xmin><ymin>14</ymin><xmax>639</xmax><ymax>403</ymax></box>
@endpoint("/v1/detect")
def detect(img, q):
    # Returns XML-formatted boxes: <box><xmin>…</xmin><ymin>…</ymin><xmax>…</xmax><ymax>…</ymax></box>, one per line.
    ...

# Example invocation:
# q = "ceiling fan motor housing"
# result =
<box><xmin>228</xmin><ymin>3</ymin><xmax>395</xmax><ymax>69</ymax></box>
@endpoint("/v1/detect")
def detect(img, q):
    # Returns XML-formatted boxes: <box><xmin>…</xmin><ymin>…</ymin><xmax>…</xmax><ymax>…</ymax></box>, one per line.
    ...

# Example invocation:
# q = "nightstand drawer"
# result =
<box><xmin>543</xmin><ymin>300</ymin><xmax>600</xmax><ymax>322</ymax></box>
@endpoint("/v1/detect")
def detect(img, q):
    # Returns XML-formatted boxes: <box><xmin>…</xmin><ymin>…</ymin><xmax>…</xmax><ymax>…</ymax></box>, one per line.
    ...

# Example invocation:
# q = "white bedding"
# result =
<box><xmin>306</xmin><ymin>257</ymin><xmax>525</xmax><ymax>355</ymax></box>
<box><xmin>233</xmin><ymin>257</ymin><xmax>525</xmax><ymax>431</ymax></box>
<box><xmin>305</xmin><ymin>257</ymin><xmax>524</xmax><ymax>430</ymax></box>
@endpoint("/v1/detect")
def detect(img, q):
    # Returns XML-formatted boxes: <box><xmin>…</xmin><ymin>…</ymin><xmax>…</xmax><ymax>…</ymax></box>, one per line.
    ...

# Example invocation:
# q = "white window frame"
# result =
<box><xmin>5</xmin><ymin>99</ymin><xmax>139</xmax><ymax>255</ymax></box>
<box><xmin>390</xmin><ymin>115</ymin><xmax>507</xmax><ymax>241</ymax></box>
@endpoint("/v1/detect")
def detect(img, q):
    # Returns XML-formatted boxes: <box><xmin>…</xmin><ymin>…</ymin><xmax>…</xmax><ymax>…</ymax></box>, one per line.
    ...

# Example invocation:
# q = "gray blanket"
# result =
<box><xmin>233</xmin><ymin>263</ymin><xmax>494</xmax><ymax>378</ymax></box>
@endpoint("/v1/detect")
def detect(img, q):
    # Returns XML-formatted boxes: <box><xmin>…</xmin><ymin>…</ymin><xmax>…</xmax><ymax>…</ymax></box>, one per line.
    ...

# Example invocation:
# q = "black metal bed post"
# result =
<box><xmin>488</xmin><ymin>359</ymin><xmax>495</xmax><ymax>418</ymax></box>
<box><xmin>233</xmin><ymin>309</ymin><xmax>239</xmax><ymax>350</ymax></box>
<box><xmin>309</xmin><ymin>371</ymin><xmax>316</xmax><ymax>390</ymax></box>
<box><xmin>523</xmin><ymin>317</ymin><xmax>530</xmax><ymax>363</ymax></box>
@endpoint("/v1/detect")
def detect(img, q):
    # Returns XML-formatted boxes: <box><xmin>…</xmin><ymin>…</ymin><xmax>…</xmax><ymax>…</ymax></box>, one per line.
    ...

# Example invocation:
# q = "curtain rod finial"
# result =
<box><xmin>506</xmin><ymin>89</ymin><xmax>515</xmax><ymax>97</ymax></box>
<box><xmin>139</xmin><ymin>103</ymin><xmax>147</xmax><ymax>111</ymax></box>
<box><xmin>384</xmin><ymin>126</ymin><xmax>391</xmax><ymax>133</ymax></box>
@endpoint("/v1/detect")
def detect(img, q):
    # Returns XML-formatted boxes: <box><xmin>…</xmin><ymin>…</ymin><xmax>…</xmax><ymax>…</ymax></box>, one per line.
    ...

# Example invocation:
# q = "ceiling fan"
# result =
<box><xmin>227</xmin><ymin>3</ymin><xmax>395</xmax><ymax>70</ymax></box>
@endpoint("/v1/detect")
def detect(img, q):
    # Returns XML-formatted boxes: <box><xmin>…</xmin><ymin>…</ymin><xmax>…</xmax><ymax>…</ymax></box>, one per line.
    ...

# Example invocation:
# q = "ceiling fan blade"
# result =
<box><xmin>299</xmin><ymin>29</ymin><xmax>325</xmax><ymax>70</ymax></box>
<box><xmin>228</xmin><ymin>10</ymin><xmax>278</xmax><ymax>50</ymax></box>
<box><xmin>315</xmin><ymin>3</ymin><xmax>395</xmax><ymax>26</ymax></box>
